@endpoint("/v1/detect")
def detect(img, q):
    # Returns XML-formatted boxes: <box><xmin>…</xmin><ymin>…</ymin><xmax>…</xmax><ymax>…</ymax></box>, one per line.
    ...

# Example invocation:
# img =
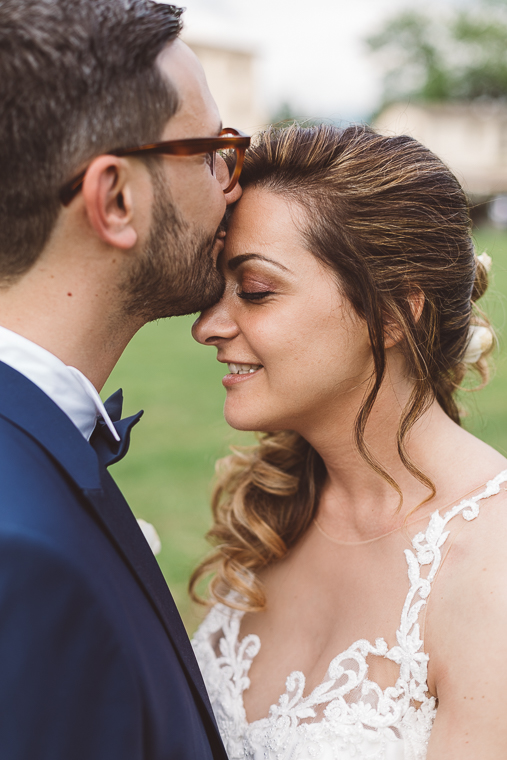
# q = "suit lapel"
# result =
<box><xmin>0</xmin><ymin>361</ymin><xmax>101</xmax><ymax>490</ymax></box>
<box><xmin>0</xmin><ymin>362</ymin><xmax>225</xmax><ymax>756</ymax></box>
<box><xmin>84</xmin><ymin>473</ymin><xmax>219</xmax><ymax>722</ymax></box>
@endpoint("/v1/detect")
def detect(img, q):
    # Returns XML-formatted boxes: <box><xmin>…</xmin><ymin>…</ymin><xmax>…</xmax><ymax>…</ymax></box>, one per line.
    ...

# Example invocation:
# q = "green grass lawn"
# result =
<box><xmin>460</xmin><ymin>227</ymin><xmax>507</xmax><ymax>452</ymax></box>
<box><xmin>102</xmin><ymin>225</ymin><xmax>507</xmax><ymax>633</ymax></box>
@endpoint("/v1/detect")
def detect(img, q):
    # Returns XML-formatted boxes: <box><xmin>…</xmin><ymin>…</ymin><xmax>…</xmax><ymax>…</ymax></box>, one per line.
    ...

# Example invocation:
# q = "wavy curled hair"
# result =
<box><xmin>190</xmin><ymin>124</ymin><xmax>492</xmax><ymax>612</ymax></box>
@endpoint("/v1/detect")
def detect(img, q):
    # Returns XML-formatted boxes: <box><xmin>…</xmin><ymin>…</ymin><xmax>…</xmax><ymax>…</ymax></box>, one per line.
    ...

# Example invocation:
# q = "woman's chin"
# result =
<box><xmin>223</xmin><ymin>413</ymin><xmax>260</xmax><ymax>432</ymax></box>
<box><xmin>223</xmin><ymin>407</ymin><xmax>283</xmax><ymax>434</ymax></box>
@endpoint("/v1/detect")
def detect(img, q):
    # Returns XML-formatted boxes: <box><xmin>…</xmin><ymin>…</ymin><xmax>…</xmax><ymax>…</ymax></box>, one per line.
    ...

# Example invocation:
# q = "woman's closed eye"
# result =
<box><xmin>232</xmin><ymin>269</ymin><xmax>280</xmax><ymax>301</ymax></box>
<box><xmin>237</xmin><ymin>290</ymin><xmax>274</xmax><ymax>301</ymax></box>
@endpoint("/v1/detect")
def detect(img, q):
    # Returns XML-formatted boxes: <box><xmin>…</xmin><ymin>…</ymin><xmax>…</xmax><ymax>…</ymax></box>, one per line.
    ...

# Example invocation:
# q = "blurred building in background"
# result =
<box><xmin>368</xmin><ymin>1</ymin><xmax>507</xmax><ymax>225</ymax></box>
<box><xmin>182</xmin><ymin>12</ymin><xmax>267</xmax><ymax>134</ymax></box>
<box><xmin>374</xmin><ymin>102</ymin><xmax>507</xmax><ymax>218</ymax></box>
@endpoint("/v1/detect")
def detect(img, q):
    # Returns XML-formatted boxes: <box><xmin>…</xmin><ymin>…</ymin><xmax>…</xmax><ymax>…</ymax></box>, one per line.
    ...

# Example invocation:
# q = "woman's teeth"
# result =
<box><xmin>227</xmin><ymin>363</ymin><xmax>262</xmax><ymax>375</ymax></box>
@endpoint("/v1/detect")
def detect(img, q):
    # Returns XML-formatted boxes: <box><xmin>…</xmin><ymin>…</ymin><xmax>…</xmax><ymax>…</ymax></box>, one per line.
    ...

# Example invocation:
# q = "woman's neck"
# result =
<box><xmin>297</xmin><ymin>359</ymin><xmax>485</xmax><ymax>542</ymax></box>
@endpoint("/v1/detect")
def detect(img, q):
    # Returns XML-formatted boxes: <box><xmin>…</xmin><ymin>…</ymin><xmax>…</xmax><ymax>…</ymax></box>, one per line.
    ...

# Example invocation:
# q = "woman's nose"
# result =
<box><xmin>192</xmin><ymin>301</ymin><xmax>239</xmax><ymax>346</ymax></box>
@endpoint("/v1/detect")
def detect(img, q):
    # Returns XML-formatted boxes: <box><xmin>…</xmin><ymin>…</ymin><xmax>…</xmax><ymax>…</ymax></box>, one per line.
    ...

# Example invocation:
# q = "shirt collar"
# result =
<box><xmin>0</xmin><ymin>325</ymin><xmax>119</xmax><ymax>442</ymax></box>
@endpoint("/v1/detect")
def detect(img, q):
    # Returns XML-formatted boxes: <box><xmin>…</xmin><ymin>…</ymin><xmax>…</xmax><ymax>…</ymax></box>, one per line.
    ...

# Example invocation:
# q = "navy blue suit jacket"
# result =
<box><xmin>0</xmin><ymin>361</ymin><xmax>227</xmax><ymax>759</ymax></box>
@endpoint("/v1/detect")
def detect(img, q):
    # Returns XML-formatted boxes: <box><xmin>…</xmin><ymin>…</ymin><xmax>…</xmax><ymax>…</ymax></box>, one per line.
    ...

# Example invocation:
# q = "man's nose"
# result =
<box><xmin>215</xmin><ymin>153</ymin><xmax>243</xmax><ymax>205</ymax></box>
<box><xmin>225</xmin><ymin>180</ymin><xmax>242</xmax><ymax>205</ymax></box>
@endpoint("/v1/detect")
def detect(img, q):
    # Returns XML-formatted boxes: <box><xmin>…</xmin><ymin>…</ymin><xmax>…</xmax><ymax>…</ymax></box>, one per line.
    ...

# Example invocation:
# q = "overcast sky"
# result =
<box><xmin>179</xmin><ymin>0</ymin><xmax>463</xmax><ymax>122</ymax></box>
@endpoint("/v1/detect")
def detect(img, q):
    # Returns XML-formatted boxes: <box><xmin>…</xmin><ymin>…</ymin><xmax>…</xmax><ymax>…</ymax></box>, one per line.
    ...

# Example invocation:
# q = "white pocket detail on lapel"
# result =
<box><xmin>137</xmin><ymin>519</ymin><xmax>162</xmax><ymax>556</ymax></box>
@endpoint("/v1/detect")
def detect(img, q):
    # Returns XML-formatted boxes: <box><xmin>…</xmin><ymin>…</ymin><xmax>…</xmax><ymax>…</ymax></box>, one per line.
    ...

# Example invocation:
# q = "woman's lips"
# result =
<box><xmin>222</xmin><ymin>364</ymin><xmax>263</xmax><ymax>387</ymax></box>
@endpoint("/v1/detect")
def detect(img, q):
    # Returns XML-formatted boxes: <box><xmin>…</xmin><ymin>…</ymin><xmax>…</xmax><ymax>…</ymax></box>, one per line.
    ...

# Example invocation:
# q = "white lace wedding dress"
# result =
<box><xmin>192</xmin><ymin>470</ymin><xmax>507</xmax><ymax>760</ymax></box>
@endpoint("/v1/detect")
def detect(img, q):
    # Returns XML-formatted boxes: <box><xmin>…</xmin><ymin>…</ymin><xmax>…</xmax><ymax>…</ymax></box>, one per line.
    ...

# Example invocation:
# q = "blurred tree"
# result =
<box><xmin>368</xmin><ymin>0</ymin><xmax>507</xmax><ymax>106</ymax></box>
<box><xmin>270</xmin><ymin>101</ymin><xmax>308</xmax><ymax>126</ymax></box>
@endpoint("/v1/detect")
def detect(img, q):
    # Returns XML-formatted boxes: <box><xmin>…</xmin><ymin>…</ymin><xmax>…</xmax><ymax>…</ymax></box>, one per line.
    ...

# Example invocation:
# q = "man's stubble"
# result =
<box><xmin>121</xmin><ymin>167</ymin><xmax>225</xmax><ymax>321</ymax></box>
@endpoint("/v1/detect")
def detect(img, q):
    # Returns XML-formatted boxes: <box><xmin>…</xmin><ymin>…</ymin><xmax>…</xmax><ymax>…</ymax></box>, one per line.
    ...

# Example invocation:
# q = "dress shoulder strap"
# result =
<box><xmin>439</xmin><ymin>468</ymin><xmax>507</xmax><ymax>526</ymax></box>
<box><xmin>392</xmin><ymin>469</ymin><xmax>507</xmax><ymax>702</ymax></box>
<box><xmin>409</xmin><ymin>468</ymin><xmax>507</xmax><ymax>589</ymax></box>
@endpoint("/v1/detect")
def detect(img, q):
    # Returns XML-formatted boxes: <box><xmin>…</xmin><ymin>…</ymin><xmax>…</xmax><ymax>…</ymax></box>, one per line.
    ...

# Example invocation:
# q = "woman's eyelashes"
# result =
<box><xmin>235</xmin><ymin>275</ymin><xmax>277</xmax><ymax>301</ymax></box>
<box><xmin>237</xmin><ymin>289</ymin><xmax>274</xmax><ymax>301</ymax></box>
<box><xmin>232</xmin><ymin>267</ymin><xmax>283</xmax><ymax>301</ymax></box>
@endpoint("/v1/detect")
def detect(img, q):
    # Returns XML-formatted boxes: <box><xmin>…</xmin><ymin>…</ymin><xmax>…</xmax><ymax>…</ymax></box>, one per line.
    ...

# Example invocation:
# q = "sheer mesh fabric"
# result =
<box><xmin>192</xmin><ymin>470</ymin><xmax>507</xmax><ymax>760</ymax></box>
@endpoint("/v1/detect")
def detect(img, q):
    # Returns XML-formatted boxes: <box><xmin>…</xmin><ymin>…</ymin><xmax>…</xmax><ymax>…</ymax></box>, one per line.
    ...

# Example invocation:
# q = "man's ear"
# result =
<box><xmin>384</xmin><ymin>290</ymin><xmax>425</xmax><ymax>349</ymax></box>
<box><xmin>81</xmin><ymin>155</ymin><xmax>139</xmax><ymax>249</ymax></box>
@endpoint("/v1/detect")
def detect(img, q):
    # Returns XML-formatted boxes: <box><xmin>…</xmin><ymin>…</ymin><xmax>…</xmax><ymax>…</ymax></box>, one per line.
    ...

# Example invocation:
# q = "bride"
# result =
<box><xmin>190</xmin><ymin>124</ymin><xmax>506</xmax><ymax>759</ymax></box>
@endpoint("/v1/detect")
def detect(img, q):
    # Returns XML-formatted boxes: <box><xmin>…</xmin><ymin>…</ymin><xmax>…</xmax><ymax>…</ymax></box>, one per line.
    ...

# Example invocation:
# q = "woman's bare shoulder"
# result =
<box><xmin>427</xmin><ymin>468</ymin><xmax>507</xmax><ymax>687</ymax></box>
<box><xmin>424</xmin><ymin>470</ymin><xmax>507</xmax><ymax>756</ymax></box>
<box><xmin>436</xmin><ymin>465</ymin><xmax>507</xmax><ymax>595</ymax></box>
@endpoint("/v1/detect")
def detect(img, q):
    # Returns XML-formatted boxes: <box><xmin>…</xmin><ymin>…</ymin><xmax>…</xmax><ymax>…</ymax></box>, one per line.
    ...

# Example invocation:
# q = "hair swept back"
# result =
<box><xmin>190</xmin><ymin>123</ymin><xmax>493</xmax><ymax>612</ymax></box>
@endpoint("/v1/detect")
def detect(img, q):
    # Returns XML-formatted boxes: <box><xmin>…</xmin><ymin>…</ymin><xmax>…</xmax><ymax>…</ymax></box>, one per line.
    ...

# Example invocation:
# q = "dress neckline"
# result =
<box><xmin>194</xmin><ymin>468</ymin><xmax>507</xmax><ymax>736</ymax></box>
<box><xmin>312</xmin><ymin>474</ymin><xmax>504</xmax><ymax>546</ymax></box>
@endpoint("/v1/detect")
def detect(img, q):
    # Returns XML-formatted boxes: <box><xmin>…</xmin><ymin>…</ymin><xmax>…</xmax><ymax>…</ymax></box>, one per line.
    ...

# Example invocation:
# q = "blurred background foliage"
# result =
<box><xmin>103</xmin><ymin>226</ymin><xmax>507</xmax><ymax>633</ymax></box>
<box><xmin>367</xmin><ymin>0</ymin><xmax>507</xmax><ymax>108</ymax></box>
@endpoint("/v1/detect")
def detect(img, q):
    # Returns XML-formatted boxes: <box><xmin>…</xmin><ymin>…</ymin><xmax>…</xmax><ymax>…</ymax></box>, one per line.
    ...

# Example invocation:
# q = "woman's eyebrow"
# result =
<box><xmin>227</xmin><ymin>253</ymin><xmax>291</xmax><ymax>272</ymax></box>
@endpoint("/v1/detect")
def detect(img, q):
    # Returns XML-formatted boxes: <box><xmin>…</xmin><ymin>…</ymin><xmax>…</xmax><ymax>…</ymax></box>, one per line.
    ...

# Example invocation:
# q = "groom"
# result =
<box><xmin>0</xmin><ymin>1</ymin><xmax>245</xmax><ymax>758</ymax></box>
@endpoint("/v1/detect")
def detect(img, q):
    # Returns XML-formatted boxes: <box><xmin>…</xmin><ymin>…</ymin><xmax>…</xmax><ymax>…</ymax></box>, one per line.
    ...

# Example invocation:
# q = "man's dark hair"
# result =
<box><xmin>0</xmin><ymin>0</ymin><xmax>184</xmax><ymax>281</ymax></box>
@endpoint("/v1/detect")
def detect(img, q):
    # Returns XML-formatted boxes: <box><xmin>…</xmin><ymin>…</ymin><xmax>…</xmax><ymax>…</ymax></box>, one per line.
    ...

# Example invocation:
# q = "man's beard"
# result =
<box><xmin>121</xmin><ymin>171</ymin><xmax>225</xmax><ymax>321</ymax></box>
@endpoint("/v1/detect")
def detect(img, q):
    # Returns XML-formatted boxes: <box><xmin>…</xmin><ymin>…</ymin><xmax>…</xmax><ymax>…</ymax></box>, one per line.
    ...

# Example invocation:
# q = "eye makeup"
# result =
<box><xmin>237</xmin><ymin>290</ymin><xmax>274</xmax><ymax>301</ymax></box>
<box><xmin>226</xmin><ymin>253</ymin><xmax>291</xmax><ymax>273</ymax></box>
<box><xmin>240</xmin><ymin>275</ymin><xmax>277</xmax><ymax>292</ymax></box>
<box><xmin>226</xmin><ymin>251</ymin><xmax>293</xmax><ymax>304</ymax></box>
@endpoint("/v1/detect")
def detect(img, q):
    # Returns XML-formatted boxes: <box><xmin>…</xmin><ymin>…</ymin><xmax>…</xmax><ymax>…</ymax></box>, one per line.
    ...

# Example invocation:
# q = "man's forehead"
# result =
<box><xmin>157</xmin><ymin>39</ymin><xmax>222</xmax><ymax>138</ymax></box>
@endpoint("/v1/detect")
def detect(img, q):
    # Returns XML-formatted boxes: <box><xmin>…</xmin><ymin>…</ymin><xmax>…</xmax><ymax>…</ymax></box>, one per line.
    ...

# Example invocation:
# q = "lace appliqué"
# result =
<box><xmin>192</xmin><ymin>470</ymin><xmax>507</xmax><ymax>760</ymax></box>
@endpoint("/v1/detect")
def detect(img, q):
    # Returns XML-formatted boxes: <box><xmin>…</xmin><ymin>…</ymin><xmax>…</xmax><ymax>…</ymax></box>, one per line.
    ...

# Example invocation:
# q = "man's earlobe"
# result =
<box><xmin>81</xmin><ymin>155</ymin><xmax>138</xmax><ymax>250</ymax></box>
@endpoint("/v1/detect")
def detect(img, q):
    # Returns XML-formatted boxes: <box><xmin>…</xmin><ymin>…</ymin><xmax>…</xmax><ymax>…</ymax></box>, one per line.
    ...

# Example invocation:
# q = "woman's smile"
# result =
<box><xmin>222</xmin><ymin>363</ymin><xmax>264</xmax><ymax>387</ymax></box>
<box><xmin>192</xmin><ymin>186</ymin><xmax>373</xmax><ymax>434</ymax></box>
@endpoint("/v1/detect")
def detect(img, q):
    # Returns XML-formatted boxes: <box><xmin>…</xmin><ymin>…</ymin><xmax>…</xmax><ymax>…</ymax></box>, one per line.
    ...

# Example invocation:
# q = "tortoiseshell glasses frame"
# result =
<box><xmin>59</xmin><ymin>127</ymin><xmax>251</xmax><ymax>206</ymax></box>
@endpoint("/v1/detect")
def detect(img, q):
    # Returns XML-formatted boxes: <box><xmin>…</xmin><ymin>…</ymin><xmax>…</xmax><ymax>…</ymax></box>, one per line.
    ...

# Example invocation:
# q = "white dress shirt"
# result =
<box><xmin>0</xmin><ymin>325</ymin><xmax>119</xmax><ymax>442</ymax></box>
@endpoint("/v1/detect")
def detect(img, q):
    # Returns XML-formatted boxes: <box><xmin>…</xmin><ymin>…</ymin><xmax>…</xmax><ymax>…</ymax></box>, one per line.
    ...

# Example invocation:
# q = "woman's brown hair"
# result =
<box><xmin>190</xmin><ymin>123</ymin><xmax>492</xmax><ymax>612</ymax></box>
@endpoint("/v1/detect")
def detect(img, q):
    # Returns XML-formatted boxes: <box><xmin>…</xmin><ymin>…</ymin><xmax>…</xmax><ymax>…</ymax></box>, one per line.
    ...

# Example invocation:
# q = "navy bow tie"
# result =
<box><xmin>90</xmin><ymin>388</ymin><xmax>143</xmax><ymax>468</ymax></box>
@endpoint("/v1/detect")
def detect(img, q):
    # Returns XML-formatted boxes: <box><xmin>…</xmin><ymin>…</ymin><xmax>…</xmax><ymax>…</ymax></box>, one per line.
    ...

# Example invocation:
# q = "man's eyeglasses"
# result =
<box><xmin>59</xmin><ymin>127</ymin><xmax>251</xmax><ymax>206</ymax></box>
